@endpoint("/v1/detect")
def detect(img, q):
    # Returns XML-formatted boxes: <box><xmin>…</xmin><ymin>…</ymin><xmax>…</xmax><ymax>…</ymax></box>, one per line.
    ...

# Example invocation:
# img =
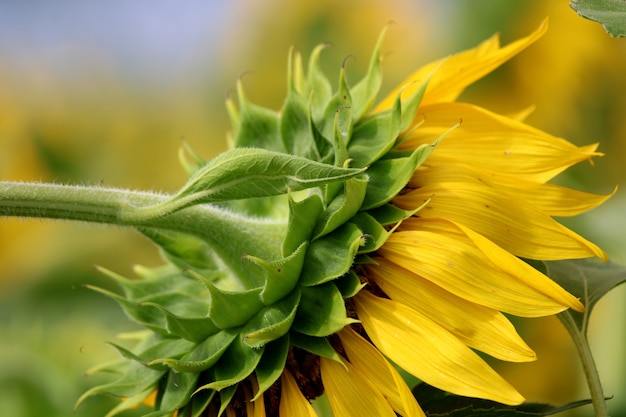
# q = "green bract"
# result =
<box><xmin>82</xmin><ymin>30</ymin><xmax>442</xmax><ymax>416</ymax></box>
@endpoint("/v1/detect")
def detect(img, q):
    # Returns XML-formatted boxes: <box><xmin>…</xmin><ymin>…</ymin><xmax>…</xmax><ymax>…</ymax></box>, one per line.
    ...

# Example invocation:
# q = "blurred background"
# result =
<box><xmin>0</xmin><ymin>0</ymin><xmax>624</xmax><ymax>416</ymax></box>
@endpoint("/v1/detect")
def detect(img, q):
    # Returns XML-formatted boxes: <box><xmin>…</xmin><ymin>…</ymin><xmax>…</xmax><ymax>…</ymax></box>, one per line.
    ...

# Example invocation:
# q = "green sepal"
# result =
<box><xmin>318</xmin><ymin>63</ymin><xmax>352</xmax><ymax>163</ymax></box>
<box><xmin>100</xmin><ymin>387</ymin><xmax>155</xmax><ymax>417</ymax></box>
<box><xmin>313</xmin><ymin>175</ymin><xmax>368</xmax><ymax>239</ymax></box>
<box><xmin>281</xmin><ymin>59</ymin><xmax>317</xmax><ymax>158</ymax></box>
<box><xmin>141</xmin><ymin>302</ymin><xmax>219</xmax><ymax>342</ymax></box>
<box><xmin>217</xmin><ymin>384</ymin><xmax>237</xmax><ymax>417</ymax></box>
<box><xmin>122</xmin><ymin>148</ymin><xmax>366</xmax><ymax>221</ymax></box>
<box><xmin>283</xmin><ymin>191</ymin><xmax>324</xmax><ymax>255</ymax></box>
<box><xmin>107</xmin><ymin>336</ymin><xmax>195</xmax><ymax>371</ymax></box>
<box><xmin>349</xmin><ymin>26</ymin><xmax>386</xmax><ymax>121</ymax></box>
<box><xmin>396</xmin><ymin>68</ymin><xmax>432</xmax><ymax>133</ymax></box>
<box><xmin>178</xmin><ymin>141</ymin><xmax>206</xmax><ymax>178</ymax></box>
<box><xmin>361</xmin><ymin>141</ymin><xmax>436</xmax><ymax>210</ymax></box>
<box><xmin>139</xmin><ymin>228</ymin><xmax>219</xmax><ymax>272</ymax></box>
<box><xmin>76</xmin><ymin>359</ymin><xmax>164</xmax><ymax>409</ymax></box>
<box><xmin>85</xmin><ymin>285</ymin><xmax>168</xmax><ymax>334</ymax></box>
<box><xmin>293</xmin><ymin>282</ymin><xmax>357</xmax><ymax>337</ymax></box>
<box><xmin>231</xmin><ymin>78</ymin><xmax>283</xmax><ymax>151</ymax></box>
<box><xmin>207</xmin><ymin>285</ymin><xmax>264</xmax><ymax>329</ymax></box>
<box><xmin>305</xmin><ymin>44</ymin><xmax>333</xmax><ymax>122</ymax></box>
<box><xmin>145</xmin><ymin>370</ymin><xmax>199</xmax><ymax>417</ymax></box>
<box><xmin>348</xmin><ymin>106</ymin><xmax>400</xmax><ymax>168</ymax></box>
<box><xmin>366</xmin><ymin>203</ymin><xmax>417</xmax><ymax>226</ymax></box>
<box><xmin>253</xmin><ymin>334</ymin><xmax>290</xmax><ymax>400</ymax></box>
<box><xmin>290</xmin><ymin>332</ymin><xmax>344</xmax><ymax>364</ymax></box>
<box><xmin>246</xmin><ymin>242</ymin><xmax>307</xmax><ymax>305</ymax></box>
<box><xmin>200</xmin><ymin>339</ymin><xmax>265</xmax><ymax>391</ymax></box>
<box><xmin>349</xmin><ymin>211</ymin><xmax>392</xmax><ymax>254</ymax></box>
<box><xmin>149</xmin><ymin>328</ymin><xmax>238</xmax><ymax>373</ymax></box>
<box><xmin>335</xmin><ymin>270</ymin><xmax>366</xmax><ymax>299</ymax></box>
<box><xmin>241</xmin><ymin>289</ymin><xmax>301</xmax><ymax>348</ymax></box>
<box><xmin>300</xmin><ymin>223</ymin><xmax>365</xmax><ymax>286</ymax></box>
<box><xmin>177</xmin><ymin>389</ymin><xmax>215</xmax><ymax>417</ymax></box>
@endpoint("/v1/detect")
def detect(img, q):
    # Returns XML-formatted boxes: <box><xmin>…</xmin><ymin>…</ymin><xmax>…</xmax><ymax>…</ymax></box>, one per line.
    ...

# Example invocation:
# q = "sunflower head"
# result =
<box><xmin>81</xmin><ymin>20</ymin><xmax>611</xmax><ymax>417</ymax></box>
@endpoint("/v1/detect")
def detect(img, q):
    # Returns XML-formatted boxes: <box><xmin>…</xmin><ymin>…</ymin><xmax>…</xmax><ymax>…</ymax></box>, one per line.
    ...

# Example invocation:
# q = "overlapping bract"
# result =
<box><xmin>83</xmin><ymin>20</ymin><xmax>611</xmax><ymax>417</ymax></box>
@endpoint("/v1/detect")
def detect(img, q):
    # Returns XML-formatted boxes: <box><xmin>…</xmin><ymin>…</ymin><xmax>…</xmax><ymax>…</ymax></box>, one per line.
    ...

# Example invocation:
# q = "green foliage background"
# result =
<box><xmin>0</xmin><ymin>1</ymin><xmax>624</xmax><ymax>416</ymax></box>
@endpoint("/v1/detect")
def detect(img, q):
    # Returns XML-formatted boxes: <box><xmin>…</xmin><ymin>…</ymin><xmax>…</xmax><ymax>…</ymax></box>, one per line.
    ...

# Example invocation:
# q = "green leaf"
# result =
<box><xmin>241</xmin><ymin>289</ymin><xmax>301</xmax><ymax>348</ymax></box>
<box><xmin>366</xmin><ymin>203</ymin><xmax>416</xmax><ymax>226</ymax></box>
<box><xmin>300</xmin><ymin>223</ymin><xmax>365</xmax><ymax>286</ymax></box>
<box><xmin>413</xmin><ymin>383</ymin><xmax>595</xmax><ymax>416</ymax></box>
<box><xmin>570</xmin><ymin>0</ymin><xmax>626</xmax><ymax>37</ymax></box>
<box><xmin>293</xmin><ymin>282</ymin><xmax>357</xmax><ymax>336</ymax></box>
<box><xmin>217</xmin><ymin>384</ymin><xmax>237</xmax><ymax>417</ymax></box>
<box><xmin>542</xmin><ymin>258</ymin><xmax>626</xmax><ymax>333</ymax></box>
<box><xmin>149</xmin><ymin>328</ymin><xmax>238</xmax><ymax>373</ymax></box>
<box><xmin>122</xmin><ymin>148</ymin><xmax>366</xmax><ymax>221</ymax></box>
<box><xmin>254</xmin><ymin>335</ymin><xmax>290</xmax><ymax>400</ymax></box>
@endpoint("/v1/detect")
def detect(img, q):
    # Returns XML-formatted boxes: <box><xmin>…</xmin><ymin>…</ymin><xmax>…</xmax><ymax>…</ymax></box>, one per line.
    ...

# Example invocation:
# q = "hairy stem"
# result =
<box><xmin>0</xmin><ymin>181</ymin><xmax>286</xmax><ymax>288</ymax></box>
<box><xmin>558</xmin><ymin>312</ymin><xmax>608</xmax><ymax>417</ymax></box>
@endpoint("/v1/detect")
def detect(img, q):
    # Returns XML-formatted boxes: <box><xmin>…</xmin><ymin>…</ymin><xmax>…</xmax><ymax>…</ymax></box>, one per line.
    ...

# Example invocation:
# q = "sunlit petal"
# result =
<box><xmin>394</xmin><ymin>180</ymin><xmax>607</xmax><ymax>261</ymax></box>
<box><xmin>338</xmin><ymin>327</ymin><xmax>426</xmax><ymax>417</ymax></box>
<box><xmin>279</xmin><ymin>370</ymin><xmax>318</xmax><ymax>417</ymax></box>
<box><xmin>380</xmin><ymin>217</ymin><xmax>584</xmax><ymax>315</ymax></box>
<box><xmin>401</xmin><ymin>102</ymin><xmax>602</xmax><ymax>183</ymax></box>
<box><xmin>407</xmin><ymin>163</ymin><xmax>615</xmax><ymax>217</ymax></box>
<box><xmin>354</xmin><ymin>291</ymin><xmax>525</xmax><ymax>405</ymax></box>
<box><xmin>320</xmin><ymin>356</ymin><xmax>396</xmax><ymax>417</ymax></box>
<box><xmin>366</xmin><ymin>258</ymin><xmax>536</xmax><ymax>361</ymax></box>
<box><xmin>375</xmin><ymin>20</ymin><xmax>547</xmax><ymax>111</ymax></box>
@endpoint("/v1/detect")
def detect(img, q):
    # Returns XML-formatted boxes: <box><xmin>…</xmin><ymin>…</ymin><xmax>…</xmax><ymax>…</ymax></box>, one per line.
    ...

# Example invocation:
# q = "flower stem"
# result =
<box><xmin>0</xmin><ymin>181</ymin><xmax>286</xmax><ymax>288</ymax></box>
<box><xmin>557</xmin><ymin>311</ymin><xmax>608</xmax><ymax>417</ymax></box>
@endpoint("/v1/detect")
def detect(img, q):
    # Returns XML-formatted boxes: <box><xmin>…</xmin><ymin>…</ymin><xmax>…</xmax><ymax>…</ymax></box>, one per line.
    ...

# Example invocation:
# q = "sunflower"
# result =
<box><xmin>45</xmin><ymin>19</ymin><xmax>612</xmax><ymax>417</ymax></box>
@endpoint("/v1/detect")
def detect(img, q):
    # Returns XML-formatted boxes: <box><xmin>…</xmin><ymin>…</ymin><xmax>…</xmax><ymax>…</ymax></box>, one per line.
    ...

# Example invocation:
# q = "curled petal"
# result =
<box><xmin>320</xmin><ymin>356</ymin><xmax>397</xmax><ymax>417</ymax></box>
<box><xmin>394</xmin><ymin>181</ymin><xmax>607</xmax><ymax>261</ymax></box>
<box><xmin>366</xmin><ymin>258</ymin><xmax>536</xmax><ymax>362</ymax></box>
<box><xmin>338</xmin><ymin>327</ymin><xmax>426</xmax><ymax>417</ymax></box>
<box><xmin>354</xmin><ymin>291</ymin><xmax>525</xmax><ymax>405</ymax></box>
<box><xmin>380</xmin><ymin>217</ymin><xmax>584</xmax><ymax>315</ymax></box>
<box><xmin>402</xmin><ymin>102</ymin><xmax>602</xmax><ymax>183</ymax></box>
<box><xmin>408</xmin><ymin>162</ymin><xmax>615</xmax><ymax>217</ymax></box>
<box><xmin>375</xmin><ymin>20</ymin><xmax>547</xmax><ymax>110</ymax></box>
<box><xmin>279</xmin><ymin>370</ymin><xmax>318</xmax><ymax>417</ymax></box>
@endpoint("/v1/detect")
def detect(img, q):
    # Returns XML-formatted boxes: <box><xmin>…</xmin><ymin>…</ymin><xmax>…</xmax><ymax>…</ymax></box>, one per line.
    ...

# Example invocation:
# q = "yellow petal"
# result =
<box><xmin>379</xmin><ymin>218</ymin><xmax>583</xmax><ymax>315</ymax></box>
<box><xmin>401</xmin><ymin>102</ymin><xmax>602</xmax><ymax>183</ymax></box>
<box><xmin>338</xmin><ymin>327</ymin><xmax>426</xmax><ymax>417</ymax></box>
<box><xmin>394</xmin><ymin>180</ymin><xmax>607</xmax><ymax>261</ymax></box>
<box><xmin>366</xmin><ymin>258</ymin><xmax>536</xmax><ymax>362</ymax></box>
<box><xmin>320</xmin><ymin>356</ymin><xmax>397</xmax><ymax>417</ymax></box>
<box><xmin>279</xmin><ymin>370</ymin><xmax>318</xmax><ymax>417</ymax></box>
<box><xmin>408</xmin><ymin>163</ymin><xmax>615</xmax><ymax>217</ymax></box>
<box><xmin>354</xmin><ymin>291</ymin><xmax>525</xmax><ymax>405</ymax></box>
<box><xmin>375</xmin><ymin>20</ymin><xmax>547</xmax><ymax>111</ymax></box>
